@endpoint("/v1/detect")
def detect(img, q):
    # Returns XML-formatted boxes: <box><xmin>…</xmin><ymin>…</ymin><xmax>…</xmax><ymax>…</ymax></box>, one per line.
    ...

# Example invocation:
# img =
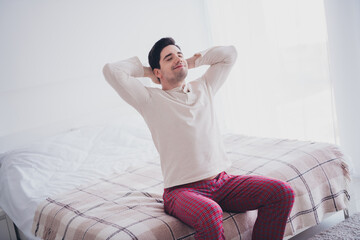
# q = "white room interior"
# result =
<box><xmin>0</xmin><ymin>0</ymin><xmax>359</xmax><ymax>239</ymax></box>
<box><xmin>1</xmin><ymin>0</ymin><xmax>359</xmax><ymax>173</ymax></box>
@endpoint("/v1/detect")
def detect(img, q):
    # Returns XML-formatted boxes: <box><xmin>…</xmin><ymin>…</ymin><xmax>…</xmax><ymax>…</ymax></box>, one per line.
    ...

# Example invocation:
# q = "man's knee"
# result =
<box><xmin>194</xmin><ymin>203</ymin><xmax>224</xmax><ymax>239</ymax></box>
<box><xmin>275</xmin><ymin>180</ymin><xmax>295</xmax><ymax>207</ymax></box>
<box><xmin>195</xmin><ymin>202</ymin><xmax>223</xmax><ymax>228</ymax></box>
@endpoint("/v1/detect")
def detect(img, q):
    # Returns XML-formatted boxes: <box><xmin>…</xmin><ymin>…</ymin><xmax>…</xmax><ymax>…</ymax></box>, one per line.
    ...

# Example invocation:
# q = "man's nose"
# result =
<box><xmin>174</xmin><ymin>56</ymin><xmax>182</xmax><ymax>63</ymax></box>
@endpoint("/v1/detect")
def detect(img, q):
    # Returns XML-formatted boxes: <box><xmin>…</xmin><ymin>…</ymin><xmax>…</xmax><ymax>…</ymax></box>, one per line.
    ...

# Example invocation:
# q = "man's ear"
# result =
<box><xmin>153</xmin><ymin>68</ymin><xmax>162</xmax><ymax>80</ymax></box>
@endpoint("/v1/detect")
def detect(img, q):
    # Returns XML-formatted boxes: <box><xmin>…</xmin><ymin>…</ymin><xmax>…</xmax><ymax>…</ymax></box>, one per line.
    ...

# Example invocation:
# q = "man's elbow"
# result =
<box><xmin>103</xmin><ymin>63</ymin><xmax>116</xmax><ymax>84</ymax></box>
<box><xmin>227</xmin><ymin>45</ymin><xmax>238</xmax><ymax>64</ymax></box>
<box><xmin>102</xmin><ymin>63</ymin><xmax>111</xmax><ymax>78</ymax></box>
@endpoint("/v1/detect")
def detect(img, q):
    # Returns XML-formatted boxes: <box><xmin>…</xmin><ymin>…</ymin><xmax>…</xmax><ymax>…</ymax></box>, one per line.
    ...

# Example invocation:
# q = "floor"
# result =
<box><xmin>287</xmin><ymin>176</ymin><xmax>360</xmax><ymax>239</ymax></box>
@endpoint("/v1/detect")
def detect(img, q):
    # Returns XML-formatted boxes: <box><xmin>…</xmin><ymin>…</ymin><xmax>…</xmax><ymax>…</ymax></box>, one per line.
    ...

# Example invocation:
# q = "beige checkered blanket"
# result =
<box><xmin>32</xmin><ymin>134</ymin><xmax>350</xmax><ymax>240</ymax></box>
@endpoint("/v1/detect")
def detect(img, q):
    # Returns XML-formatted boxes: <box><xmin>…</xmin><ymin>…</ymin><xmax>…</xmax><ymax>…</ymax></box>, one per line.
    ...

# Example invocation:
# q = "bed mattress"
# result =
<box><xmin>0</xmin><ymin>125</ymin><xmax>351</xmax><ymax>239</ymax></box>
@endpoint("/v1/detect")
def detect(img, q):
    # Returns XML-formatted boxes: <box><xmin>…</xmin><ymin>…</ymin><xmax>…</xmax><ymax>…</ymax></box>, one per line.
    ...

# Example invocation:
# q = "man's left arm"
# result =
<box><xmin>188</xmin><ymin>46</ymin><xmax>237</xmax><ymax>95</ymax></box>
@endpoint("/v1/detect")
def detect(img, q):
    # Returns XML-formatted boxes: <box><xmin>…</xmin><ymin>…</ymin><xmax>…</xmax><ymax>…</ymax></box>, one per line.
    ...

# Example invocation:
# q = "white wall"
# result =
<box><xmin>324</xmin><ymin>0</ymin><xmax>360</xmax><ymax>175</ymax></box>
<box><xmin>0</xmin><ymin>0</ymin><xmax>211</xmax><ymax>152</ymax></box>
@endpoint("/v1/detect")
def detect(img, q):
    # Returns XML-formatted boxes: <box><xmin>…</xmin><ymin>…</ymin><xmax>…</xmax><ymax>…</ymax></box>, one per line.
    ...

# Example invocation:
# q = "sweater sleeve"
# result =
<box><xmin>195</xmin><ymin>46</ymin><xmax>237</xmax><ymax>95</ymax></box>
<box><xmin>102</xmin><ymin>56</ymin><xmax>150</xmax><ymax>113</ymax></box>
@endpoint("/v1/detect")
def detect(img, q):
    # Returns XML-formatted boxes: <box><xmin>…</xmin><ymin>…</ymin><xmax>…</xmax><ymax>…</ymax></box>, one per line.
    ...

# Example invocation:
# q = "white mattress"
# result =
<box><xmin>0</xmin><ymin>123</ymin><xmax>158</xmax><ymax>240</ymax></box>
<box><xmin>0</xmin><ymin>122</ymin><xmax>353</xmax><ymax>239</ymax></box>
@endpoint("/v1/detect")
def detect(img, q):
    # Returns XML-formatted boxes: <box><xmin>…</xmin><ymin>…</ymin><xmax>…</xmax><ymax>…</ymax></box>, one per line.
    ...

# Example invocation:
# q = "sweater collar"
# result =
<box><xmin>165</xmin><ymin>83</ymin><xmax>190</xmax><ymax>93</ymax></box>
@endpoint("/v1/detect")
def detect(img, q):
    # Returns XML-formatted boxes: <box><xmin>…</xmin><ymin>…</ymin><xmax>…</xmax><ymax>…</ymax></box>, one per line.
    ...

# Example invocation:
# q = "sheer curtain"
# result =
<box><xmin>324</xmin><ymin>0</ymin><xmax>360</xmax><ymax>176</ymax></box>
<box><xmin>206</xmin><ymin>0</ymin><xmax>337</xmax><ymax>143</ymax></box>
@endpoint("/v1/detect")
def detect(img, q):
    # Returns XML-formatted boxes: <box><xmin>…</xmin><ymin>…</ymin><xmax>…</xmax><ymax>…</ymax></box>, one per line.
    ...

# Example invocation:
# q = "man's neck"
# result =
<box><xmin>162</xmin><ymin>81</ymin><xmax>186</xmax><ymax>91</ymax></box>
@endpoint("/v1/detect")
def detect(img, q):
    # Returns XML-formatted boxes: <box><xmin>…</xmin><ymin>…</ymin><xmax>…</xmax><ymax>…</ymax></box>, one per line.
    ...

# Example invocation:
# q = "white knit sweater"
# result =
<box><xmin>103</xmin><ymin>45</ymin><xmax>237</xmax><ymax>188</ymax></box>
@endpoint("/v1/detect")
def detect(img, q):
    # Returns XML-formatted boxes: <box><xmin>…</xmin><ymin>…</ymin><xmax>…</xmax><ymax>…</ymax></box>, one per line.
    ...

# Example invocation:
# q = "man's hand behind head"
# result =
<box><xmin>186</xmin><ymin>53</ymin><xmax>201</xmax><ymax>69</ymax></box>
<box><xmin>144</xmin><ymin>66</ymin><xmax>161</xmax><ymax>84</ymax></box>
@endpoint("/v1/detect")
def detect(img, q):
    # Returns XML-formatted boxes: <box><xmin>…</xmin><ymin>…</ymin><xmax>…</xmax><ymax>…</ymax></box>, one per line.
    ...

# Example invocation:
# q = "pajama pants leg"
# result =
<box><xmin>163</xmin><ymin>172</ymin><xmax>295</xmax><ymax>240</ymax></box>
<box><xmin>163</xmin><ymin>188</ymin><xmax>225</xmax><ymax>240</ymax></box>
<box><xmin>215</xmin><ymin>174</ymin><xmax>295</xmax><ymax>240</ymax></box>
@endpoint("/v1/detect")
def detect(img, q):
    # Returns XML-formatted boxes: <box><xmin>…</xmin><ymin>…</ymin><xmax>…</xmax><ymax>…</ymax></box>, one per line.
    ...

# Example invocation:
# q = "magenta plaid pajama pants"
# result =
<box><xmin>163</xmin><ymin>171</ymin><xmax>295</xmax><ymax>240</ymax></box>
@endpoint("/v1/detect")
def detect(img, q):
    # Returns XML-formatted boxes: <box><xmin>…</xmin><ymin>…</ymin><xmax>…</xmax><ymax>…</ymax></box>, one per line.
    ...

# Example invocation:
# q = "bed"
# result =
<box><xmin>0</xmin><ymin>120</ymin><xmax>351</xmax><ymax>240</ymax></box>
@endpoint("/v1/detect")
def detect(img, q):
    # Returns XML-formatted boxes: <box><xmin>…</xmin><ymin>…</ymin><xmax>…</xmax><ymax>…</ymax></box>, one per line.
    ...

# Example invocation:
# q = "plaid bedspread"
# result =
<box><xmin>32</xmin><ymin>134</ymin><xmax>351</xmax><ymax>240</ymax></box>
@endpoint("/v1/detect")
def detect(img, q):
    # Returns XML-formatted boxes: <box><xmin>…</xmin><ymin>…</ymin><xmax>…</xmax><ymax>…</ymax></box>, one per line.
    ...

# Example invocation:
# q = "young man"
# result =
<box><xmin>103</xmin><ymin>37</ymin><xmax>295</xmax><ymax>240</ymax></box>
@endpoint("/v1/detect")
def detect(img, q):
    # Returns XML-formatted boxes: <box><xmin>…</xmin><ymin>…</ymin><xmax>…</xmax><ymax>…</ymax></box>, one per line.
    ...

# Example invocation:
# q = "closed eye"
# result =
<box><xmin>163</xmin><ymin>51</ymin><xmax>183</xmax><ymax>61</ymax></box>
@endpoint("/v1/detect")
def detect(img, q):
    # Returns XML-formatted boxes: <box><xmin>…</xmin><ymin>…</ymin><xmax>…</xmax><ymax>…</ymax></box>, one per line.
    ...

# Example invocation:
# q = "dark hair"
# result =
<box><xmin>148</xmin><ymin>37</ymin><xmax>181</xmax><ymax>70</ymax></box>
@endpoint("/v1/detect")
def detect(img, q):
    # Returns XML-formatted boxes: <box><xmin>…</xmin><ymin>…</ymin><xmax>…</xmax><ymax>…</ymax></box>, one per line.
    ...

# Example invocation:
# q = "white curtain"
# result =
<box><xmin>324</xmin><ymin>0</ymin><xmax>360</xmax><ymax>176</ymax></box>
<box><xmin>206</xmin><ymin>0</ymin><xmax>337</xmax><ymax>143</ymax></box>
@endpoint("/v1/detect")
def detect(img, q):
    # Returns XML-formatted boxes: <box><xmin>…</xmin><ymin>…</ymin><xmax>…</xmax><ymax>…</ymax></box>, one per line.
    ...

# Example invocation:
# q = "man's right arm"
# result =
<box><xmin>103</xmin><ymin>56</ymin><xmax>151</xmax><ymax>112</ymax></box>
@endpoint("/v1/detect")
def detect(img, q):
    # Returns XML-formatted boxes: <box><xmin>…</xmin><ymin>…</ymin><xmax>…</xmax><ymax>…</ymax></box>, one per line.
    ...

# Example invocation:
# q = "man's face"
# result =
<box><xmin>155</xmin><ymin>45</ymin><xmax>188</xmax><ymax>84</ymax></box>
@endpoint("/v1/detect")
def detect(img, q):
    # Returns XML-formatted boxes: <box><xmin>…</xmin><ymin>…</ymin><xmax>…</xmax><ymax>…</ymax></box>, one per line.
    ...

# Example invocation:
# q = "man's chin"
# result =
<box><xmin>177</xmin><ymin>69</ymin><xmax>188</xmax><ymax>80</ymax></box>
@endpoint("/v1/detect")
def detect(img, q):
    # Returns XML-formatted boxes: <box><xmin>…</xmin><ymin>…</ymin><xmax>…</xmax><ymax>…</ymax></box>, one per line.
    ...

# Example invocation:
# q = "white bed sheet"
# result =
<box><xmin>0</xmin><ymin>123</ymin><xmax>158</xmax><ymax>240</ymax></box>
<box><xmin>0</xmin><ymin>121</ymin><xmax>353</xmax><ymax>240</ymax></box>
